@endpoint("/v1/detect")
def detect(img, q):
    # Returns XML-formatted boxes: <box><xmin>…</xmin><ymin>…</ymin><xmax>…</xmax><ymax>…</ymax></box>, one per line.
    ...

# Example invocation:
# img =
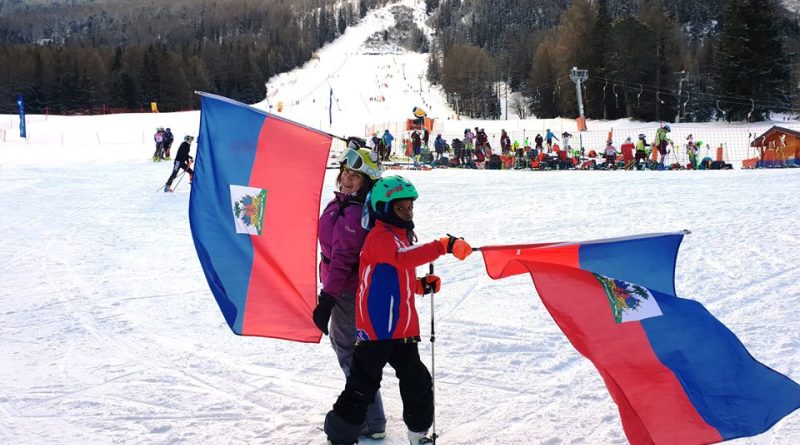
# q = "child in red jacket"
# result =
<box><xmin>323</xmin><ymin>175</ymin><xmax>472</xmax><ymax>445</ymax></box>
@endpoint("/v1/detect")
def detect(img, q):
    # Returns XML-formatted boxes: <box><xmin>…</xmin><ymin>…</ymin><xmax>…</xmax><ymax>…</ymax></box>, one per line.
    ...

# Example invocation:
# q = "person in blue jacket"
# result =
<box><xmin>433</xmin><ymin>134</ymin><xmax>446</xmax><ymax>162</ymax></box>
<box><xmin>381</xmin><ymin>129</ymin><xmax>394</xmax><ymax>161</ymax></box>
<box><xmin>544</xmin><ymin>128</ymin><xmax>559</xmax><ymax>150</ymax></box>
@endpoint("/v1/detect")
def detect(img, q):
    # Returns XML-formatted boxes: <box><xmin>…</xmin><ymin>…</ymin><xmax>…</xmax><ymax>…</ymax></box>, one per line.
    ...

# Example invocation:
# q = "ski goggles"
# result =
<box><xmin>338</xmin><ymin>147</ymin><xmax>382</xmax><ymax>180</ymax></box>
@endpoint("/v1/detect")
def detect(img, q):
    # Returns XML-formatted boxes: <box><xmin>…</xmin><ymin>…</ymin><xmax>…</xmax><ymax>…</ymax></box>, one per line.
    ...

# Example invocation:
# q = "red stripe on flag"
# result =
<box><xmin>241</xmin><ymin>117</ymin><xmax>331</xmax><ymax>342</ymax></box>
<box><xmin>480</xmin><ymin>243</ymin><xmax>577</xmax><ymax>279</ymax></box>
<box><xmin>525</xmin><ymin>262</ymin><xmax>722</xmax><ymax>445</ymax></box>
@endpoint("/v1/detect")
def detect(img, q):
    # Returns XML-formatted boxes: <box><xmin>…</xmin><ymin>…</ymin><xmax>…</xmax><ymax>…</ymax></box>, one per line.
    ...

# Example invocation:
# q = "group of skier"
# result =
<box><xmin>153</xmin><ymin>129</ymin><xmax>195</xmax><ymax>192</ymax></box>
<box><xmin>396</xmin><ymin>124</ymin><xmax>715</xmax><ymax>171</ymax></box>
<box><xmin>367</xmin><ymin>129</ymin><xmax>396</xmax><ymax>162</ymax></box>
<box><xmin>592</xmin><ymin>125</ymin><xmax>712</xmax><ymax>170</ymax></box>
<box><xmin>314</xmin><ymin>138</ymin><xmax>472</xmax><ymax>445</ymax></box>
<box><xmin>152</xmin><ymin>127</ymin><xmax>175</xmax><ymax>161</ymax></box>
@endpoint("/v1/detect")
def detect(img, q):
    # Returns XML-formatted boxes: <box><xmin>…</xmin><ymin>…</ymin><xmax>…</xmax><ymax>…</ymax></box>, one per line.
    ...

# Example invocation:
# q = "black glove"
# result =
<box><xmin>313</xmin><ymin>292</ymin><xmax>336</xmax><ymax>335</ymax></box>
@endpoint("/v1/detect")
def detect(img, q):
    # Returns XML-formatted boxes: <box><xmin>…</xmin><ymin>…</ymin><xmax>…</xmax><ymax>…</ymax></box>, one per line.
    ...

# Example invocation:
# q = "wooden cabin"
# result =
<box><xmin>746</xmin><ymin>126</ymin><xmax>800</xmax><ymax>168</ymax></box>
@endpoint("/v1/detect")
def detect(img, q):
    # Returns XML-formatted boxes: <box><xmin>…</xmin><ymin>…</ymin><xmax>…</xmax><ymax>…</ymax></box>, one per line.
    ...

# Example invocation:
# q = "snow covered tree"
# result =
<box><xmin>427</xmin><ymin>40</ymin><xmax>442</xmax><ymax>85</ymax></box>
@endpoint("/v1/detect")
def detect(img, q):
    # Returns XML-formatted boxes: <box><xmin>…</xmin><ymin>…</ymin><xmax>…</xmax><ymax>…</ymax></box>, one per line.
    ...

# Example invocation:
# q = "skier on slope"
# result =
<box><xmin>500</xmin><ymin>129</ymin><xmax>511</xmax><ymax>154</ymax></box>
<box><xmin>635</xmin><ymin>134</ymin><xmax>650</xmax><ymax>170</ymax></box>
<box><xmin>534</xmin><ymin>133</ymin><xmax>544</xmax><ymax>151</ymax></box>
<box><xmin>313</xmin><ymin>139</ymin><xmax>387</xmax><ymax>440</ymax></box>
<box><xmin>152</xmin><ymin>127</ymin><xmax>165</xmax><ymax>161</ymax></box>
<box><xmin>654</xmin><ymin>124</ymin><xmax>672</xmax><ymax>166</ymax></box>
<box><xmin>381</xmin><ymin>129</ymin><xmax>394</xmax><ymax>161</ymax></box>
<box><xmin>686</xmin><ymin>134</ymin><xmax>699</xmax><ymax>169</ymax></box>
<box><xmin>162</xmin><ymin>128</ymin><xmax>175</xmax><ymax>160</ymax></box>
<box><xmin>544</xmin><ymin>128</ymin><xmax>559</xmax><ymax>150</ymax></box>
<box><xmin>163</xmin><ymin>135</ymin><xmax>194</xmax><ymax>192</ymax></box>
<box><xmin>322</xmin><ymin>175</ymin><xmax>473</xmax><ymax>445</ymax></box>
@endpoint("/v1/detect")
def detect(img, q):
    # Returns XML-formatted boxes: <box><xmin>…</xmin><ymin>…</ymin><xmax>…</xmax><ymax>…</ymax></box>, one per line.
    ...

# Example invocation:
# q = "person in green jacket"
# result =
<box><xmin>635</xmin><ymin>133</ymin><xmax>650</xmax><ymax>170</ymax></box>
<box><xmin>654</xmin><ymin>125</ymin><xmax>672</xmax><ymax>165</ymax></box>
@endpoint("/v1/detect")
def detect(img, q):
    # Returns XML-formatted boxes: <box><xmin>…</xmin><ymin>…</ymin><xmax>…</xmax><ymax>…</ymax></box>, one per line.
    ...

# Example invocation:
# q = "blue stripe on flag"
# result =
<box><xmin>189</xmin><ymin>95</ymin><xmax>267</xmax><ymax>334</ymax></box>
<box><xmin>579</xmin><ymin>233</ymin><xmax>682</xmax><ymax>296</ymax></box>
<box><xmin>643</xmin><ymin>291</ymin><xmax>800</xmax><ymax>440</ymax></box>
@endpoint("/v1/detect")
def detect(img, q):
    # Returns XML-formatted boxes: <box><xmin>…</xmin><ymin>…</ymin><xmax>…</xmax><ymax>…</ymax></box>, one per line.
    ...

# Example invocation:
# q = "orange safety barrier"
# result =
<box><xmin>742</xmin><ymin>158</ymin><xmax>759</xmax><ymax>169</ymax></box>
<box><xmin>576</xmin><ymin>116</ymin><xmax>587</xmax><ymax>131</ymax></box>
<box><xmin>715</xmin><ymin>145</ymin><xmax>724</xmax><ymax>162</ymax></box>
<box><xmin>405</xmin><ymin>117</ymin><xmax>434</xmax><ymax>132</ymax></box>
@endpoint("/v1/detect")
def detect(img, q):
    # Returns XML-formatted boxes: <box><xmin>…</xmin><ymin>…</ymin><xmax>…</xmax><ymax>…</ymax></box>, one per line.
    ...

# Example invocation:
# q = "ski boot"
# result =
<box><xmin>360</xmin><ymin>424</ymin><xmax>386</xmax><ymax>440</ymax></box>
<box><xmin>163</xmin><ymin>185</ymin><xmax>172</xmax><ymax>193</ymax></box>
<box><xmin>408</xmin><ymin>430</ymin><xmax>433</xmax><ymax>445</ymax></box>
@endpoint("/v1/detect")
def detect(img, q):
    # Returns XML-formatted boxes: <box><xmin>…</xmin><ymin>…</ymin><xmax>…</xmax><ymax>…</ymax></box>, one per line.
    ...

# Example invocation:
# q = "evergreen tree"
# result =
<box><xmin>426</xmin><ymin>40</ymin><xmax>442</xmax><ymax>85</ymax></box>
<box><xmin>712</xmin><ymin>0</ymin><xmax>790</xmax><ymax>121</ymax></box>
<box><xmin>441</xmin><ymin>44</ymin><xmax>496</xmax><ymax>118</ymax></box>
<box><xmin>638</xmin><ymin>0</ymin><xmax>682</xmax><ymax>123</ymax></box>
<box><xmin>552</xmin><ymin>0</ymin><xmax>598</xmax><ymax>117</ymax></box>
<box><xmin>529</xmin><ymin>37</ymin><xmax>559</xmax><ymax>118</ymax></box>
<box><xmin>425</xmin><ymin>0</ymin><xmax>439</xmax><ymax>15</ymax></box>
<box><xmin>604</xmin><ymin>17</ymin><xmax>656</xmax><ymax>119</ymax></box>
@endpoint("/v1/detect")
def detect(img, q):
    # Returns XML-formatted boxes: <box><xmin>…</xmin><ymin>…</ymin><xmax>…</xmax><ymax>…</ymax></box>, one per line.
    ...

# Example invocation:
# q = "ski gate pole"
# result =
<box><xmin>428</xmin><ymin>262</ymin><xmax>438</xmax><ymax>444</ymax></box>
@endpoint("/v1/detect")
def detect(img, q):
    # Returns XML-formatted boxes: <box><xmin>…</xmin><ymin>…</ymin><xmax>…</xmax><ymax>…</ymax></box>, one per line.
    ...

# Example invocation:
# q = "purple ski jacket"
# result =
<box><xmin>318</xmin><ymin>191</ymin><xmax>368</xmax><ymax>300</ymax></box>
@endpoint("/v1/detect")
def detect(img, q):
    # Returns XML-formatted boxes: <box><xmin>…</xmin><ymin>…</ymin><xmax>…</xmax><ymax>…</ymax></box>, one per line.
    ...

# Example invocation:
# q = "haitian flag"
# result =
<box><xmin>189</xmin><ymin>92</ymin><xmax>331</xmax><ymax>343</ymax></box>
<box><xmin>480</xmin><ymin>232</ymin><xmax>800</xmax><ymax>445</ymax></box>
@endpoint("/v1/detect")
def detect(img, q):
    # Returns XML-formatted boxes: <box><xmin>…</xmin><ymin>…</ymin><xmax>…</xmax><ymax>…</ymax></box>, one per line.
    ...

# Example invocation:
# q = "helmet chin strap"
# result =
<box><xmin>377</xmin><ymin>202</ymin><xmax>414</xmax><ymax>231</ymax></box>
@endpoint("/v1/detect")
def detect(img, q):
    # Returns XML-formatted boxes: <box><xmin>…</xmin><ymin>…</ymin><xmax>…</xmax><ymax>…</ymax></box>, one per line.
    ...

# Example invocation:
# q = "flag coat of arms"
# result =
<box><xmin>480</xmin><ymin>232</ymin><xmax>800</xmax><ymax>445</ymax></box>
<box><xmin>189</xmin><ymin>93</ymin><xmax>331</xmax><ymax>342</ymax></box>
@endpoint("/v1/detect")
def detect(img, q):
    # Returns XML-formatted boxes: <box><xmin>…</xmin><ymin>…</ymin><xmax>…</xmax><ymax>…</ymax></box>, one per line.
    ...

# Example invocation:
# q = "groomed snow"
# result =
<box><xmin>1</xmin><ymin>0</ymin><xmax>798</xmax><ymax>444</ymax></box>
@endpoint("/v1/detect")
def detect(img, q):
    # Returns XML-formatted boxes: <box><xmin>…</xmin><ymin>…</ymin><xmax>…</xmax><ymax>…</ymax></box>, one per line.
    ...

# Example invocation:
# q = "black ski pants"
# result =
<box><xmin>326</xmin><ymin>341</ymin><xmax>433</xmax><ymax>443</ymax></box>
<box><xmin>165</xmin><ymin>160</ymin><xmax>193</xmax><ymax>187</ymax></box>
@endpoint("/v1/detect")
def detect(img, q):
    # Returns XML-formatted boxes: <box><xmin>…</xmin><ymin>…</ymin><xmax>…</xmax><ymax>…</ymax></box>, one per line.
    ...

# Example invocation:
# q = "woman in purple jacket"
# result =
<box><xmin>313</xmin><ymin>140</ymin><xmax>386</xmax><ymax>440</ymax></box>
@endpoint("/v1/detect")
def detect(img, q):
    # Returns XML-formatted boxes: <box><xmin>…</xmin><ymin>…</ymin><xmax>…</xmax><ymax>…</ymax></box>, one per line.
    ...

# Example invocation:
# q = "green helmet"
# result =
<box><xmin>370</xmin><ymin>175</ymin><xmax>418</xmax><ymax>214</ymax></box>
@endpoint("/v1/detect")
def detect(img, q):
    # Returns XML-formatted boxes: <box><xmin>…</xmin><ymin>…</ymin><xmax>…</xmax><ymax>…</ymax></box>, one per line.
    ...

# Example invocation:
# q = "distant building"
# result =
<box><xmin>744</xmin><ymin>126</ymin><xmax>800</xmax><ymax>168</ymax></box>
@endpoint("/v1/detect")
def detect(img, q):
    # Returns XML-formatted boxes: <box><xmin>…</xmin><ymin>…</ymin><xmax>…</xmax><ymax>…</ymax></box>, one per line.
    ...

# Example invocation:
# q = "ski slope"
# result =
<box><xmin>1</xmin><ymin>1</ymin><xmax>799</xmax><ymax>444</ymax></box>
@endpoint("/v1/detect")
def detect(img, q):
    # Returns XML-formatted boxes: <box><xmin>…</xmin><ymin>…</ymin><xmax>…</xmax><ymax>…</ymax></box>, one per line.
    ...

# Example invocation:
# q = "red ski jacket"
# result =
<box><xmin>355</xmin><ymin>220</ymin><xmax>445</xmax><ymax>342</ymax></box>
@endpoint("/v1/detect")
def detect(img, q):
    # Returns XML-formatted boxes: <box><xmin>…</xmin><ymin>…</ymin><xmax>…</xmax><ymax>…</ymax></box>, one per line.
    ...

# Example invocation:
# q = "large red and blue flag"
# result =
<box><xmin>480</xmin><ymin>232</ymin><xmax>800</xmax><ymax>444</ymax></box>
<box><xmin>189</xmin><ymin>93</ymin><xmax>331</xmax><ymax>343</ymax></box>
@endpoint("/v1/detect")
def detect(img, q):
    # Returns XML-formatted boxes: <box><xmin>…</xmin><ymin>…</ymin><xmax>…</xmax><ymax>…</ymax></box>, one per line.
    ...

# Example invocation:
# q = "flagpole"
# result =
<box><xmin>194</xmin><ymin>91</ymin><xmax>350</xmax><ymax>144</ymax></box>
<box><xmin>471</xmin><ymin>229</ymin><xmax>692</xmax><ymax>252</ymax></box>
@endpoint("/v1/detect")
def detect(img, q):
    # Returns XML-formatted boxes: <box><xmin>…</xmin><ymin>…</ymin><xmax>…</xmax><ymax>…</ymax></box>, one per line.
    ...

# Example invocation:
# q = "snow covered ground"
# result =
<box><xmin>1</xmin><ymin>1</ymin><xmax>799</xmax><ymax>444</ymax></box>
<box><xmin>1</xmin><ymin>134</ymin><xmax>799</xmax><ymax>445</ymax></box>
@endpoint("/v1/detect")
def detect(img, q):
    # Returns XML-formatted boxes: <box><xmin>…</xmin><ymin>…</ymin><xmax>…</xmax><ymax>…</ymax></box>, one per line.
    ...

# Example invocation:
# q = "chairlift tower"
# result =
<box><xmin>570</xmin><ymin>67</ymin><xmax>588</xmax><ymax>131</ymax></box>
<box><xmin>675</xmin><ymin>71</ymin><xmax>688</xmax><ymax>123</ymax></box>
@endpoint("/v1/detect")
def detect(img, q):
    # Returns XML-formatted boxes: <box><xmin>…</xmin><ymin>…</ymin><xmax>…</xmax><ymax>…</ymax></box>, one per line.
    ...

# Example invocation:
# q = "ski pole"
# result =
<box><xmin>428</xmin><ymin>262</ymin><xmax>438</xmax><ymax>444</ymax></box>
<box><xmin>172</xmin><ymin>170</ymin><xmax>187</xmax><ymax>191</ymax></box>
<box><xmin>156</xmin><ymin>170</ymin><xmax>185</xmax><ymax>193</ymax></box>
